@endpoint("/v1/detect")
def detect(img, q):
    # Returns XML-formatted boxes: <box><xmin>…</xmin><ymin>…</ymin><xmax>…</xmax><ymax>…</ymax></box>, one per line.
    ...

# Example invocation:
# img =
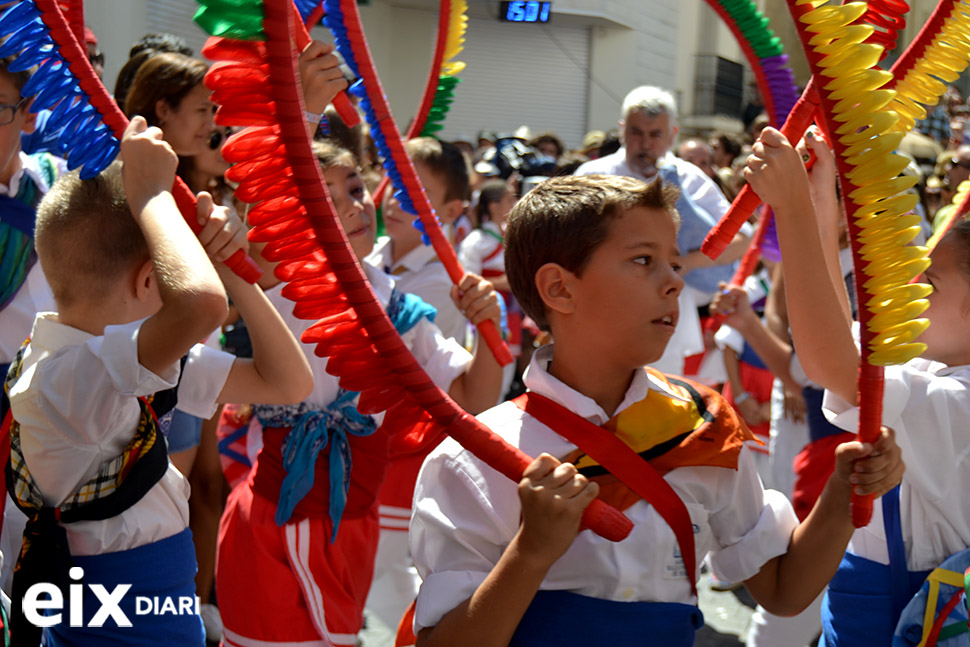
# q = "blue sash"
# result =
<box><xmin>43</xmin><ymin>528</ymin><xmax>203</xmax><ymax>647</ymax></box>
<box><xmin>510</xmin><ymin>590</ymin><xmax>703</xmax><ymax>647</ymax></box>
<box><xmin>820</xmin><ymin>488</ymin><xmax>931</xmax><ymax>646</ymax></box>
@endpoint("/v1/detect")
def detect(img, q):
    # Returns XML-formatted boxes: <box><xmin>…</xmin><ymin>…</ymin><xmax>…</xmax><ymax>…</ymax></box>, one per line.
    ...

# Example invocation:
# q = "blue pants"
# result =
<box><xmin>511</xmin><ymin>589</ymin><xmax>703</xmax><ymax>646</ymax></box>
<box><xmin>44</xmin><ymin>528</ymin><xmax>204</xmax><ymax>647</ymax></box>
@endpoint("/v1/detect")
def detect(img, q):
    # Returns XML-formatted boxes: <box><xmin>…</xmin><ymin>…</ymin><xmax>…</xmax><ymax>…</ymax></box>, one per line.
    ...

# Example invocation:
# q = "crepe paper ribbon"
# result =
<box><xmin>705</xmin><ymin>0</ymin><xmax>799</xmax><ymax>129</ymax></box>
<box><xmin>786</xmin><ymin>0</ymin><xmax>931</xmax><ymax>528</ymax></box>
<box><xmin>321</xmin><ymin>0</ymin><xmax>512</xmax><ymax>367</ymax></box>
<box><xmin>195</xmin><ymin>0</ymin><xmax>360</xmax><ymax>131</ymax></box>
<box><xmin>702</xmin><ymin>0</ymin><xmax>801</xmax><ymax>267</ymax></box>
<box><xmin>196</xmin><ymin>0</ymin><xmax>630</xmax><ymax>542</ymax></box>
<box><xmin>702</xmin><ymin>82</ymin><xmax>822</xmax><ymax>260</ymax></box>
<box><xmin>55</xmin><ymin>0</ymin><xmax>83</xmax><ymax>49</ymax></box>
<box><xmin>927</xmin><ymin>179</ymin><xmax>970</xmax><ymax>252</ymax></box>
<box><xmin>0</xmin><ymin>0</ymin><xmax>261</xmax><ymax>283</ymax></box>
<box><xmin>859</xmin><ymin>0</ymin><xmax>910</xmax><ymax>53</ymax></box>
<box><xmin>887</xmin><ymin>0</ymin><xmax>970</xmax><ymax>133</ymax></box>
<box><xmin>372</xmin><ymin>0</ymin><xmax>467</xmax><ymax>207</ymax></box>
<box><xmin>701</xmin><ymin>0</ymin><xmax>920</xmax><ymax>262</ymax></box>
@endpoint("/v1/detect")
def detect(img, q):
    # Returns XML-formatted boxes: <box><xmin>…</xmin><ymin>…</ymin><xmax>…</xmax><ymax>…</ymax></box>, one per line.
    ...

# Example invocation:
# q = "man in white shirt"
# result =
<box><xmin>576</xmin><ymin>86</ymin><xmax>751</xmax><ymax>375</ymax></box>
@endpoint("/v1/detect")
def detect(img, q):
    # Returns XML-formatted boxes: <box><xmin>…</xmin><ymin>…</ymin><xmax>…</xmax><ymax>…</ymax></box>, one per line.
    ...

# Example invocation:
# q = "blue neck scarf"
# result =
<box><xmin>256</xmin><ymin>288</ymin><xmax>437</xmax><ymax>539</ymax></box>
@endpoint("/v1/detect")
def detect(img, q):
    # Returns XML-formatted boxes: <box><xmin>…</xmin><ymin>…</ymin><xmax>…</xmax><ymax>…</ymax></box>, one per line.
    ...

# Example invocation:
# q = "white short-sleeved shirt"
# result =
<box><xmin>576</xmin><ymin>150</ymin><xmax>731</xmax><ymax>224</ymax></box>
<box><xmin>264</xmin><ymin>262</ymin><xmax>473</xmax><ymax>419</ymax></box>
<box><xmin>824</xmin><ymin>355</ymin><xmax>970</xmax><ymax>570</ymax></box>
<box><xmin>410</xmin><ymin>344</ymin><xmax>798</xmax><ymax>631</ymax></box>
<box><xmin>8</xmin><ymin>314</ymin><xmax>236</xmax><ymax>556</ymax></box>
<box><xmin>458</xmin><ymin>222</ymin><xmax>504</xmax><ymax>278</ymax></box>
<box><xmin>365</xmin><ymin>237</ymin><xmax>467</xmax><ymax>344</ymax></box>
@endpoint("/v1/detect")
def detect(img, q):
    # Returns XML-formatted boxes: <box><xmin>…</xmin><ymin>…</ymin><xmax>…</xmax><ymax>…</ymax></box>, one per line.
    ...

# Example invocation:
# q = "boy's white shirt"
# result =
<box><xmin>8</xmin><ymin>313</ymin><xmax>235</xmax><ymax>556</ymax></box>
<box><xmin>263</xmin><ymin>262</ymin><xmax>472</xmax><ymax>420</ymax></box>
<box><xmin>823</xmin><ymin>326</ymin><xmax>970</xmax><ymax>570</ymax></box>
<box><xmin>410</xmin><ymin>343</ymin><xmax>798</xmax><ymax>632</ymax></box>
<box><xmin>365</xmin><ymin>236</ymin><xmax>467</xmax><ymax>344</ymax></box>
<box><xmin>458</xmin><ymin>221</ymin><xmax>504</xmax><ymax>277</ymax></box>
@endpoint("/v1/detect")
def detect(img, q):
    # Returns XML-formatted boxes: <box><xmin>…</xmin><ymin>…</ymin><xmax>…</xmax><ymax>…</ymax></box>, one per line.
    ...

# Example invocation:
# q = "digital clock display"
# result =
<box><xmin>500</xmin><ymin>1</ymin><xmax>552</xmax><ymax>23</ymax></box>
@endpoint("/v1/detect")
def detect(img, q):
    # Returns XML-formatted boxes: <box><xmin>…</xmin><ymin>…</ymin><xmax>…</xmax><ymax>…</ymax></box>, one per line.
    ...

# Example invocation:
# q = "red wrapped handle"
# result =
<box><xmin>330</xmin><ymin>0</ymin><xmax>513</xmax><ymax>367</ymax></box>
<box><xmin>851</xmin><ymin>365</ymin><xmax>885</xmax><ymax>527</ymax></box>
<box><xmin>702</xmin><ymin>82</ymin><xmax>820</xmax><ymax>260</ymax></box>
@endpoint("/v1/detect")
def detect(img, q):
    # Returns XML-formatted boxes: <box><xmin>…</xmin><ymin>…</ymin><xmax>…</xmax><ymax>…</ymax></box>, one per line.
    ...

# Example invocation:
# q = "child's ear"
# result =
<box><xmin>535</xmin><ymin>263</ymin><xmax>575</xmax><ymax>318</ymax></box>
<box><xmin>133</xmin><ymin>259</ymin><xmax>155</xmax><ymax>302</ymax></box>
<box><xmin>20</xmin><ymin>99</ymin><xmax>37</xmax><ymax>134</ymax></box>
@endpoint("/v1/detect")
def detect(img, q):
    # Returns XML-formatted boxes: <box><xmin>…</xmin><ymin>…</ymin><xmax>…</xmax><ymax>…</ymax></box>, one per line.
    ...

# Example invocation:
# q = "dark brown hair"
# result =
<box><xmin>505</xmin><ymin>174</ymin><xmax>680</xmax><ymax>331</ymax></box>
<box><xmin>124</xmin><ymin>52</ymin><xmax>208</xmax><ymax>125</ymax></box>
<box><xmin>404</xmin><ymin>137</ymin><xmax>471</xmax><ymax>203</ymax></box>
<box><xmin>475</xmin><ymin>179</ymin><xmax>509</xmax><ymax>224</ymax></box>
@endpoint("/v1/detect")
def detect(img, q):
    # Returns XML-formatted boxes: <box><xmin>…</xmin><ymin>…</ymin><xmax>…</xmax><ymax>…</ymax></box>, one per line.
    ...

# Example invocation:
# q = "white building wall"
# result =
<box><xmin>79</xmin><ymin>0</ymin><xmax>942</xmax><ymax>145</ymax></box>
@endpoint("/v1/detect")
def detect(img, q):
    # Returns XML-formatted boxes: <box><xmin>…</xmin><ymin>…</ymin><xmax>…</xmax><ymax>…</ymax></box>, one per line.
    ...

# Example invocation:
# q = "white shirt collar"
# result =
<box><xmin>523</xmin><ymin>343</ymin><xmax>688</xmax><ymax>425</ymax></box>
<box><xmin>29</xmin><ymin>312</ymin><xmax>95</xmax><ymax>352</ymax></box>
<box><xmin>364</xmin><ymin>235</ymin><xmax>439</xmax><ymax>276</ymax></box>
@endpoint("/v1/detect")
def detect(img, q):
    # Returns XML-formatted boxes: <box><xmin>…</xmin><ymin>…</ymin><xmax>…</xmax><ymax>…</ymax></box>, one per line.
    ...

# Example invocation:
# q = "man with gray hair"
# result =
<box><xmin>576</xmin><ymin>86</ymin><xmax>750</xmax><ymax>376</ymax></box>
<box><xmin>577</xmin><ymin>86</ymin><xmax>738</xmax><ymax>229</ymax></box>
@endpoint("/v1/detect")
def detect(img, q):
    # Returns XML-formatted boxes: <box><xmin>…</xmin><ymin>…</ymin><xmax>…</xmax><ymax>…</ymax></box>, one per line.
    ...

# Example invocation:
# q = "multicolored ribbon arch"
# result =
<box><xmin>193</xmin><ymin>0</ymin><xmax>630</xmax><ymax>541</ymax></box>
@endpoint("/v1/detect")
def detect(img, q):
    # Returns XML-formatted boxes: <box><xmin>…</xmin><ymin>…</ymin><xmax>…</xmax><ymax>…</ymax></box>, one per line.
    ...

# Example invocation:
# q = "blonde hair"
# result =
<box><xmin>35</xmin><ymin>162</ymin><xmax>149</xmax><ymax>308</ymax></box>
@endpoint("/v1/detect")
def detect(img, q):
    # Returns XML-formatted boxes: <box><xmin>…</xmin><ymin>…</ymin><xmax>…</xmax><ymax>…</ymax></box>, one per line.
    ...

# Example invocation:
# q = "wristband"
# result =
<box><xmin>305</xmin><ymin>110</ymin><xmax>324</xmax><ymax>124</ymax></box>
<box><xmin>734</xmin><ymin>391</ymin><xmax>752</xmax><ymax>405</ymax></box>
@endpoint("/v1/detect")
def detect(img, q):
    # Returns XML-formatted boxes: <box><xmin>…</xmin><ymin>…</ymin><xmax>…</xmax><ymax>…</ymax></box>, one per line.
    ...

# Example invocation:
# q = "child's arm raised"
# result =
<box><xmin>417</xmin><ymin>454</ymin><xmax>599</xmax><ymax>647</ymax></box>
<box><xmin>711</xmin><ymin>284</ymin><xmax>799</xmax><ymax>393</ymax></box>
<box><xmin>744</xmin><ymin>128</ymin><xmax>858</xmax><ymax>404</ymax></box>
<box><xmin>123</xmin><ymin>117</ymin><xmax>228</xmax><ymax>376</ymax></box>
<box><xmin>447</xmin><ymin>274</ymin><xmax>505</xmax><ymax>414</ymax></box>
<box><xmin>192</xmin><ymin>194</ymin><xmax>314</xmax><ymax>405</ymax></box>
<box><xmin>743</xmin><ymin>427</ymin><xmax>904</xmax><ymax>615</ymax></box>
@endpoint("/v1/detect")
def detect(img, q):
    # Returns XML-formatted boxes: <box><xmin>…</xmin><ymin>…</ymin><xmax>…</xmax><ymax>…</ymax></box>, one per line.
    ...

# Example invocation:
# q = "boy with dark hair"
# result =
<box><xmin>367</xmin><ymin>137</ymin><xmax>471</xmax><ymax>343</ymax></box>
<box><xmin>410</xmin><ymin>173</ymin><xmax>905</xmax><ymax>646</ymax></box>
<box><xmin>5</xmin><ymin>118</ymin><xmax>313</xmax><ymax>646</ymax></box>
<box><xmin>364</xmin><ymin>135</ymin><xmax>490</xmax><ymax>630</ymax></box>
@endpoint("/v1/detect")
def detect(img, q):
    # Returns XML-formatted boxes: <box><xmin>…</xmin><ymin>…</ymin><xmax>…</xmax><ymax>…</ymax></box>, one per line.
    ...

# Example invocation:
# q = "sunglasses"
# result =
<box><xmin>209</xmin><ymin>128</ymin><xmax>231</xmax><ymax>151</ymax></box>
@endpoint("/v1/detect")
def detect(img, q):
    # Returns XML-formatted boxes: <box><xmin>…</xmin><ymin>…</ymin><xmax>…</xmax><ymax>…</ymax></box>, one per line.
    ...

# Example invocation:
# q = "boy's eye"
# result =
<box><xmin>633</xmin><ymin>256</ymin><xmax>652</xmax><ymax>266</ymax></box>
<box><xmin>671</xmin><ymin>263</ymin><xmax>684</xmax><ymax>274</ymax></box>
